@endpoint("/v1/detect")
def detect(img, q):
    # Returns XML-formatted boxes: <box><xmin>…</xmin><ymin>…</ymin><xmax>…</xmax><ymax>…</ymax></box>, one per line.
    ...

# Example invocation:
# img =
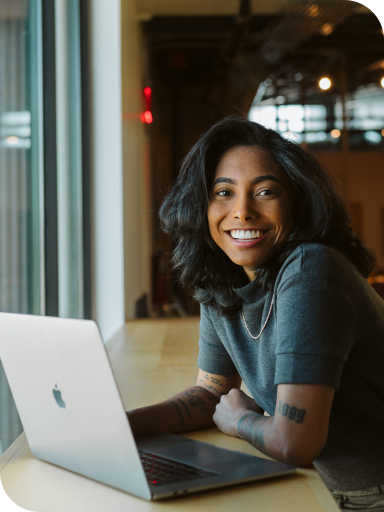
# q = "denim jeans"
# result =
<box><xmin>332</xmin><ymin>485</ymin><xmax>384</xmax><ymax>511</ymax></box>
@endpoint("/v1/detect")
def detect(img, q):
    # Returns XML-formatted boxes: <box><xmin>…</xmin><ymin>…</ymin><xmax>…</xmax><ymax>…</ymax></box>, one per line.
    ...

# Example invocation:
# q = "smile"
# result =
<box><xmin>229</xmin><ymin>229</ymin><xmax>267</xmax><ymax>240</ymax></box>
<box><xmin>225</xmin><ymin>229</ymin><xmax>269</xmax><ymax>247</ymax></box>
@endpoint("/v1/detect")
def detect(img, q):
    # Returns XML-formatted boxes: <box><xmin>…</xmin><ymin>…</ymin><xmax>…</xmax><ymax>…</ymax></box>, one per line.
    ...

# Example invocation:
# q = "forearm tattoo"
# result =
<box><xmin>171</xmin><ymin>401</ymin><xmax>184</xmax><ymax>425</ymax></box>
<box><xmin>198</xmin><ymin>387</ymin><xmax>217</xmax><ymax>401</ymax></box>
<box><xmin>237</xmin><ymin>412</ymin><xmax>273</xmax><ymax>457</ymax></box>
<box><xmin>177</xmin><ymin>398</ymin><xmax>192</xmax><ymax>421</ymax></box>
<box><xmin>184</xmin><ymin>389</ymin><xmax>217</xmax><ymax>417</ymax></box>
<box><xmin>278</xmin><ymin>401</ymin><xmax>306</xmax><ymax>424</ymax></box>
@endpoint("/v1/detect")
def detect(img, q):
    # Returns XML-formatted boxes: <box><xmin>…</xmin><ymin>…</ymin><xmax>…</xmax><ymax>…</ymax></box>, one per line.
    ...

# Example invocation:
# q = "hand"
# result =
<box><xmin>213</xmin><ymin>389</ymin><xmax>264</xmax><ymax>438</ymax></box>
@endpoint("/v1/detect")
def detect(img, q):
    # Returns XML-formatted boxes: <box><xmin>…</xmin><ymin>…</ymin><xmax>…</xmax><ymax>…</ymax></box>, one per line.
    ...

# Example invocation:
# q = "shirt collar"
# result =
<box><xmin>232</xmin><ymin>267</ymin><xmax>267</xmax><ymax>304</ymax></box>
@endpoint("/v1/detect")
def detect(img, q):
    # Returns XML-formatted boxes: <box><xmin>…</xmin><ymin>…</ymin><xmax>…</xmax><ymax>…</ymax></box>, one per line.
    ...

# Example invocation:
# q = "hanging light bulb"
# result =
<box><xmin>319</xmin><ymin>77</ymin><xmax>332</xmax><ymax>90</ymax></box>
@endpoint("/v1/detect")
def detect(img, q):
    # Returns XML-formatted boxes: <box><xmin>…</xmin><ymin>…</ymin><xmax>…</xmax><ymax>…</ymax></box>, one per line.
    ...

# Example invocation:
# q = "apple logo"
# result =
<box><xmin>53</xmin><ymin>384</ymin><xmax>66</xmax><ymax>409</ymax></box>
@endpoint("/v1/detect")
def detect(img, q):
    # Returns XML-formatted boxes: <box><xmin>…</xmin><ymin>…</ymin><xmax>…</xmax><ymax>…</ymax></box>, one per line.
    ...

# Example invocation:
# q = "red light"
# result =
<box><xmin>141</xmin><ymin>111</ymin><xmax>153</xmax><ymax>124</ymax></box>
<box><xmin>142</xmin><ymin>88</ymin><xmax>152</xmax><ymax>123</ymax></box>
<box><xmin>143</xmin><ymin>87</ymin><xmax>152</xmax><ymax>112</ymax></box>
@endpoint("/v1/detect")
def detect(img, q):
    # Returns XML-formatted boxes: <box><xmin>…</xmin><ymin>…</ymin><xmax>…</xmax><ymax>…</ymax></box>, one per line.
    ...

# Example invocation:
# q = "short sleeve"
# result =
<box><xmin>275</xmin><ymin>276</ymin><xmax>356</xmax><ymax>389</ymax></box>
<box><xmin>197</xmin><ymin>304</ymin><xmax>237</xmax><ymax>375</ymax></box>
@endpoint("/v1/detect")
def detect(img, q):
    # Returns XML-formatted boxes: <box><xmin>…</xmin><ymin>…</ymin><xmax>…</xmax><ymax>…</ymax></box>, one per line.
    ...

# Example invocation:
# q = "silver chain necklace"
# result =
<box><xmin>241</xmin><ymin>294</ymin><xmax>275</xmax><ymax>340</ymax></box>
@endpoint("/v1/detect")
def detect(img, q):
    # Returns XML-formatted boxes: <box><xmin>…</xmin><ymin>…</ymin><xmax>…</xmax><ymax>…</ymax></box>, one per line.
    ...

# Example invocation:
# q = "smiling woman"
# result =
<box><xmin>159</xmin><ymin>116</ymin><xmax>373</xmax><ymax>316</ymax></box>
<box><xmin>128</xmin><ymin>116</ymin><xmax>384</xmax><ymax>511</ymax></box>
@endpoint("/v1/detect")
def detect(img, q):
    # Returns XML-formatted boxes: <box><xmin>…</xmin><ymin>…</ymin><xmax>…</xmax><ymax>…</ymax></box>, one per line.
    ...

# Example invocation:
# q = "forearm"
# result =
<box><xmin>237</xmin><ymin>411</ymin><xmax>283</xmax><ymax>461</ymax></box>
<box><xmin>127</xmin><ymin>386</ymin><xmax>219</xmax><ymax>436</ymax></box>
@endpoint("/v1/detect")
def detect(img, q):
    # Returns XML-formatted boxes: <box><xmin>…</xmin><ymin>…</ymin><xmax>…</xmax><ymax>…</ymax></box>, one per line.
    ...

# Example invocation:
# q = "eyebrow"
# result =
<box><xmin>212</xmin><ymin>174</ymin><xmax>283</xmax><ymax>187</ymax></box>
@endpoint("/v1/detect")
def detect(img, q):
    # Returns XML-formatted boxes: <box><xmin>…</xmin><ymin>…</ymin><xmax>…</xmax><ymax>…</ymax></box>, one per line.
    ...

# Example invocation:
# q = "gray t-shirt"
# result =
<box><xmin>197</xmin><ymin>243</ymin><xmax>384</xmax><ymax>491</ymax></box>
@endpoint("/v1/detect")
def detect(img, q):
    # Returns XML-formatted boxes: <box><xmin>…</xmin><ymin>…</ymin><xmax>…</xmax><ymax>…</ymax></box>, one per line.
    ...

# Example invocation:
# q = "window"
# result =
<box><xmin>0</xmin><ymin>0</ymin><xmax>90</xmax><ymax>456</ymax></box>
<box><xmin>0</xmin><ymin>0</ymin><xmax>43</xmax><ymax>455</ymax></box>
<box><xmin>249</xmin><ymin>84</ymin><xmax>384</xmax><ymax>151</ymax></box>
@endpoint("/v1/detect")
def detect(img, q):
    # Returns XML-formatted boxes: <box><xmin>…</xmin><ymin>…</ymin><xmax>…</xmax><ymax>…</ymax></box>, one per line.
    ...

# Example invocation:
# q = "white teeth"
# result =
<box><xmin>230</xmin><ymin>229</ymin><xmax>265</xmax><ymax>240</ymax></box>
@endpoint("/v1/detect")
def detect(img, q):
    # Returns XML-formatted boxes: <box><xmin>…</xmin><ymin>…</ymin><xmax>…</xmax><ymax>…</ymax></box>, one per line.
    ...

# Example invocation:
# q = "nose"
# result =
<box><xmin>232</xmin><ymin>193</ymin><xmax>258</xmax><ymax>222</ymax></box>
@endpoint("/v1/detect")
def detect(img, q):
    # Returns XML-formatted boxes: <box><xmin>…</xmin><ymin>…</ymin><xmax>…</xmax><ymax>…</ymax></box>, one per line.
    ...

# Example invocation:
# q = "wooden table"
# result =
<box><xmin>0</xmin><ymin>318</ymin><xmax>339</xmax><ymax>511</ymax></box>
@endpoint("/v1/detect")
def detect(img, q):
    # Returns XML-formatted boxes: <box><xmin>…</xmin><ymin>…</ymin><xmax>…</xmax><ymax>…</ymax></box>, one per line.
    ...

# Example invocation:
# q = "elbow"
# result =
<box><xmin>279</xmin><ymin>439</ymin><xmax>325</xmax><ymax>468</ymax></box>
<box><xmin>281</xmin><ymin>449</ymin><xmax>316</xmax><ymax>468</ymax></box>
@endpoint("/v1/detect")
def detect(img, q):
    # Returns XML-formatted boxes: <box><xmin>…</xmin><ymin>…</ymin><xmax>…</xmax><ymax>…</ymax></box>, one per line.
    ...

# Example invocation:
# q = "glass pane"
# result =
<box><xmin>56</xmin><ymin>0</ymin><xmax>84</xmax><ymax>319</ymax></box>
<box><xmin>0</xmin><ymin>0</ymin><xmax>44</xmax><ymax>455</ymax></box>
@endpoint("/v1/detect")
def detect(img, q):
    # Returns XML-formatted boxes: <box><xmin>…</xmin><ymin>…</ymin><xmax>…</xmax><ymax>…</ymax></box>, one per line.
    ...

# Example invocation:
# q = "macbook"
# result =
<box><xmin>0</xmin><ymin>313</ymin><xmax>295</xmax><ymax>500</ymax></box>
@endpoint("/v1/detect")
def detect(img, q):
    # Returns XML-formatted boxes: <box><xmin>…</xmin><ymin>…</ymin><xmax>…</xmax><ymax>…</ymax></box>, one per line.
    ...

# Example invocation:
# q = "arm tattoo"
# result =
<box><xmin>184</xmin><ymin>389</ymin><xmax>217</xmax><ymax>417</ymax></box>
<box><xmin>278</xmin><ymin>401</ymin><xmax>306</xmax><ymax>424</ymax></box>
<box><xmin>194</xmin><ymin>388</ymin><xmax>216</xmax><ymax>401</ymax></box>
<box><xmin>210</xmin><ymin>377</ymin><xmax>223</xmax><ymax>387</ymax></box>
<box><xmin>177</xmin><ymin>399</ymin><xmax>192</xmax><ymax>421</ymax></box>
<box><xmin>198</xmin><ymin>379</ymin><xmax>225</xmax><ymax>396</ymax></box>
<box><xmin>184</xmin><ymin>388</ymin><xmax>214</xmax><ymax>401</ymax></box>
<box><xmin>189</xmin><ymin>388</ymin><xmax>217</xmax><ymax>402</ymax></box>
<box><xmin>188</xmin><ymin>395</ymin><xmax>204</xmax><ymax>407</ymax></box>
<box><xmin>237</xmin><ymin>412</ymin><xmax>273</xmax><ymax>457</ymax></box>
<box><xmin>171</xmin><ymin>401</ymin><xmax>184</xmax><ymax>425</ymax></box>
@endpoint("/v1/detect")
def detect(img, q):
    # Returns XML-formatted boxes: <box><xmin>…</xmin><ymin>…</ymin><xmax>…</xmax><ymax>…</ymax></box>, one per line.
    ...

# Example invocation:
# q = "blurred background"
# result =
<box><xmin>0</xmin><ymin>0</ymin><xmax>383</xmax><ymax>455</ymax></box>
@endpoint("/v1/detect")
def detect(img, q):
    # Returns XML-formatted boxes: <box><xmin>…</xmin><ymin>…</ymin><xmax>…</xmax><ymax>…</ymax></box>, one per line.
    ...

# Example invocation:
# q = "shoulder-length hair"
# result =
<box><xmin>159</xmin><ymin>115</ymin><xmax>375</xmax><ymax>317</ymax></box>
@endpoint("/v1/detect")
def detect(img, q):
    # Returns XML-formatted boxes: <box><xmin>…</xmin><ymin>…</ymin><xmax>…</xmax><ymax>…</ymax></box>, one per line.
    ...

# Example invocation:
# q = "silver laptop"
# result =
<box><xmin>0</xmin><ymin>312</ymin><xmax>295</xmax><ymax>500</ymax></box>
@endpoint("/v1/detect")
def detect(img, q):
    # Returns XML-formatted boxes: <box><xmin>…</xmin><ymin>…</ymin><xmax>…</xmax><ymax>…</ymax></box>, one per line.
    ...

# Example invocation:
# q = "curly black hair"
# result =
<box><xmin>159</xmin><ymin>115</ymin><xmax>375</xmax><ymax>317</ymax></box>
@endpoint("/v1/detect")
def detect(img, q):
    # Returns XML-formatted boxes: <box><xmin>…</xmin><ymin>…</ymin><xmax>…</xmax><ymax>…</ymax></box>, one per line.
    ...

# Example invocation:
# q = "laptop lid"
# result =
<box><xmin>0</xmin><ymin>313</ymin><xmax>151</xmax><ymax>500</ymax></box>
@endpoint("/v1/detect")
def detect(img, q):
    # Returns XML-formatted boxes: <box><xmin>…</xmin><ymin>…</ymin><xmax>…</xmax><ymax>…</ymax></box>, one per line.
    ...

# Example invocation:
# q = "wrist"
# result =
<box><xmin>236</xmin><ymin>410</ymin><xmax>259</xmax><ymax>439</ymax></box>
<box><xmin>127</xmin><ymin>407</ymin><xmax>154</xmax><ymax>436</ymax></box>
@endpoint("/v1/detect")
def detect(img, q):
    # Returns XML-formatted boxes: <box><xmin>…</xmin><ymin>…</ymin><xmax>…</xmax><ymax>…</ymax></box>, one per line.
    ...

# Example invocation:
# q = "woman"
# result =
<box><xmin>128</xmin><ymin>116</ymin><xmax>384</xmax><ymax>510</ymax></box>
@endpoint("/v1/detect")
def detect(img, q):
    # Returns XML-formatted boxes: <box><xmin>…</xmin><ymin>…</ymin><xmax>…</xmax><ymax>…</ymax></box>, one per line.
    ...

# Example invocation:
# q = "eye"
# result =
<box><xmin>216</xmin><ymin>189</ymin><xmax>233</xmax><ymax>197</ymax></box>
<box><xmin>258</xmin><ymin>188</ymin><xmax>274</xmax><ymax>196</ymax></box>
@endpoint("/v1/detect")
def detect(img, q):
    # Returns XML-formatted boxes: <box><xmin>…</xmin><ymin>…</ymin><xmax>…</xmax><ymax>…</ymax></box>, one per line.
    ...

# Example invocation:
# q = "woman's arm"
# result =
<box><xmin>213</xmin><ymin>383</ymin><xmax>335</xmax><ymax>467</ymax></box>
<box><xmin>127</xmin><ymin>370</ymin><xmax>242</xmax><ymax>436</ymax></box>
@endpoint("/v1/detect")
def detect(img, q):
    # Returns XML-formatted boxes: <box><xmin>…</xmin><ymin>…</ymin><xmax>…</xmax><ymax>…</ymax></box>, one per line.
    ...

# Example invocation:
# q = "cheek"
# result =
<box><xmin>275</xmin><ymin>200</ymin><xmax>293</xmax><ymax>227</ymax></box>
<box><xmin>207</xmin><ymin>204</ymin><xmax>222</xmax><ymax>235</ymax></box>
<box><xmin>207</xmin><ymin>205</ymin><xmax>214</xmax><ymax>234</ymax></box>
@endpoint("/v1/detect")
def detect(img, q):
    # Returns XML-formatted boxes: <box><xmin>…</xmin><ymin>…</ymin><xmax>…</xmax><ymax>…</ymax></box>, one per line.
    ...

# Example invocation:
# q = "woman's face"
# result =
<box><xmin>207</xmin><ymin>145</ymin><xmax>294</xmax><ymax>281</ymax></box>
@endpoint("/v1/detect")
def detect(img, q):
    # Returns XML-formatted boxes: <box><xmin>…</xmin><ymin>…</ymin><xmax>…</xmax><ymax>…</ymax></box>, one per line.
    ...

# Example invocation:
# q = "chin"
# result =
<box><xmin>231</xmin><ymin>254</ymin><xmax>272</xmax><ymax>269</ymax></box>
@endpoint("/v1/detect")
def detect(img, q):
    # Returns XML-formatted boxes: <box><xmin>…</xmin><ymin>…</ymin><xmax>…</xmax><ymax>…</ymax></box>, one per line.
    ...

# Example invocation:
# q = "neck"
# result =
<box><xmin>243</xmin><ymin>266</ymin><xmax>256</xmax><ymax>282</ymax></box>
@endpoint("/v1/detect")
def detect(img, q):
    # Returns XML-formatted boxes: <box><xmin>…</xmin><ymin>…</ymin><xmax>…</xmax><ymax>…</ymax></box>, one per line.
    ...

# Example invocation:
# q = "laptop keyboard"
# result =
<box><xmin>138</xmin><ymin>449</ymin><xmax>219</xmax><ymax>487</ymax></box>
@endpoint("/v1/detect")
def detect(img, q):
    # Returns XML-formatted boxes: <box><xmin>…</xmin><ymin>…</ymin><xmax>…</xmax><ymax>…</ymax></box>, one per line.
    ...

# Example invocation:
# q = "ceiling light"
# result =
<box><xmin>380</xmin><ymin>77</ymin><xmax>384</xmax><ymax>89</ymax></box>
<box><xmin>319</xmin><ymin>77</ymin><xmax>331</xmax><ymax>90</ymax></box>
<box><xmin>309</xmin><ymin>4</ymin><xmax>319</xmax><ymax>17</ymax></box>
<box><xmin>331</xmin><ymin>129</ymin><xmax>341</xmax><ymax>138</ymax></box>
<box><xmin>321</xmin><ymin>23</ymin><xmax>333</xmax><ymax>36</ymax></box>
